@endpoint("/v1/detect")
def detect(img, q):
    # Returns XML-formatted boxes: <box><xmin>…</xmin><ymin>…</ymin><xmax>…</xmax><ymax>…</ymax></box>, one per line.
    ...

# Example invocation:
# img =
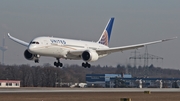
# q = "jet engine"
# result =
<box><xmin>24</xmin><ymin>49</ymin><xmax>36</xmax><ymax>60</ymax></box>
<box><xmin>81</xmin><ymin>50</ymin><xmax>99</xmax><ymax>62</ymax></box>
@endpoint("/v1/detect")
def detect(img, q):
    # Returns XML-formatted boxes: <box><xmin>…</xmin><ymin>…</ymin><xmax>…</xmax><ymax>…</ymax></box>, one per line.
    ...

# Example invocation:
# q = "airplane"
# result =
<box><xmin>7</xmin><ymin>17</ymin><xmax>177</xmax><ymax>68</ymax></box>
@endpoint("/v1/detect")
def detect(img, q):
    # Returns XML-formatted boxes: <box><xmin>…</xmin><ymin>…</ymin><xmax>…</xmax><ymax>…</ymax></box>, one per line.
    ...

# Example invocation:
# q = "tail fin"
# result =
<box><xmin>97</xmin><ymin>17</ymin><xmax>114</xmax><ymax>46</ymax></box>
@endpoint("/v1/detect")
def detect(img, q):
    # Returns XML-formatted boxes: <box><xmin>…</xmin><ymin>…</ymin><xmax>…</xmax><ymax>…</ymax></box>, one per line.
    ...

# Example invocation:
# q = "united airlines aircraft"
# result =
<box><xmin>8</xmin><ymin>18</ymin><xmax>176</xmax><ymax>68</ymax></box>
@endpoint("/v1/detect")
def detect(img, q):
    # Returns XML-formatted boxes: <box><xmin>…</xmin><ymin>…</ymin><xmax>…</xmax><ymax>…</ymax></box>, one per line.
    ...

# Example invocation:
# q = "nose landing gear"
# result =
<box><xmin>34</xmin><ymin>59</ymin><xmax>39</xmax><ymax>63</ymax></box>
<box><xmin>34</xmin><ymin>54</ymin><xmax>40</xmax><ymax>63</ymax></box>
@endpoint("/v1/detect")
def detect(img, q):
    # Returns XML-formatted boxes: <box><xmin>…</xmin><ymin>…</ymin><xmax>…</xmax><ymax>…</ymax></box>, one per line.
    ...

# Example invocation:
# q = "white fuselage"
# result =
<box><xmin>28</xmin><ymin>36</ymin><xmax>109</xmax><ymax>59</ymax></box>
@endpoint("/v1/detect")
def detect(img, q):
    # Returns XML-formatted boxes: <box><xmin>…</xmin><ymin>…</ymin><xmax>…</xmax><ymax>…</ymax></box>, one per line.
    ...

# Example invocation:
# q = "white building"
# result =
<box><xmin>0</xmin><ymin>80</ymin><xmax>20</xmax><ymax>88</ymax></box>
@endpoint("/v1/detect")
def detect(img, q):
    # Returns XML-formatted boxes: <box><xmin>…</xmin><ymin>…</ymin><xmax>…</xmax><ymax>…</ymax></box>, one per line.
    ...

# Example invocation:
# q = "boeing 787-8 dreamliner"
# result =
<box><xmin>8</xmin><ymin>18</ymin><xmax>176</xmax><ymax>68</ymax></box>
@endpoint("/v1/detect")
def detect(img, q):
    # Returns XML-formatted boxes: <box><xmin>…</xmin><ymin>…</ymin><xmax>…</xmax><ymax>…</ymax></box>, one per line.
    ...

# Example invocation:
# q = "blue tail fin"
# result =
<box><xmin>97</xmin><ymin>17</ymin><xmax>114</xmax><ymax>46</ymax></box>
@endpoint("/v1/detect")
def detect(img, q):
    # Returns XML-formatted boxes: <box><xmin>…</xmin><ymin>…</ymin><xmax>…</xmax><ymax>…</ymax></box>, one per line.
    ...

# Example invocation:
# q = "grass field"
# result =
<box><xmin>0</xmin><ymin>92</ymin><xmax>180</xmax><ymax>101</ymax></box>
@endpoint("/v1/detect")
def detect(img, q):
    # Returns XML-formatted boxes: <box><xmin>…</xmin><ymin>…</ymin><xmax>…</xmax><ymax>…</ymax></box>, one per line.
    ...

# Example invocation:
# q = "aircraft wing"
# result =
<box><xmin>7</xmin><ymin>33</ymin><xmax>29</xmax><ymax>47</ymax></box>
<box><xmin>96</xmin><ymin>37</ymin><xmax>177</xmax><ymax>55</ymax></box>
<box><xmin>68</xmin><ymin>37</ymin><xmax>177</xmax><ymax>56</ymax></box>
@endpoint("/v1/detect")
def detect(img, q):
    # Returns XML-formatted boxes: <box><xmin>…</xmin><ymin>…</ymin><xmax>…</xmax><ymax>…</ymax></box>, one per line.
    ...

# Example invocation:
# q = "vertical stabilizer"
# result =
<box><xmin>97</xmin><ymin>17</ymin><xmax>114</xmax><ymax>46</ymax></box>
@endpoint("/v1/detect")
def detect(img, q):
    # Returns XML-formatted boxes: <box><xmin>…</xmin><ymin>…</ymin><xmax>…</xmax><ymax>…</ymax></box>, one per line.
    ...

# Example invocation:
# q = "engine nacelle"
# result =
<box><xmin>24</xmin><ymin>49</ymin><xmax>36</xmax><ymax>60</ymax></box>
<box><xmin>81</xmin><ymin>50</ymin><xmax>99</xmax><ymax>62</ymax></box>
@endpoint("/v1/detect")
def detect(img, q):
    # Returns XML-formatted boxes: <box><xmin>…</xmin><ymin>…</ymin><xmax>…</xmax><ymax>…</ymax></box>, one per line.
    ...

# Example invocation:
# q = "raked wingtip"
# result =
<box><xmin>7</xmin><ymin>33</ymin><xmax>10</xmax><ymax>37</ymax></box>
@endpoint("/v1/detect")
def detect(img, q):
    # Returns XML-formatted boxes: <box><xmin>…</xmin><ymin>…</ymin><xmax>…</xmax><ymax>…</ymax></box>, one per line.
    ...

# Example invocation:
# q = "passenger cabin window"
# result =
<box><xmin>16</xmin><ymin>83</ymin><xmax>19</xmax><ymax>86</ymax></box>
<box><xmin>9</xmin><ymin>83</ymin><xmax>12</xmax><ymax>86</ymax></box>
<box><xmin>30</xmin><ymin>41</ymin><xmax>39</xmax><ymax>44</ymax></box>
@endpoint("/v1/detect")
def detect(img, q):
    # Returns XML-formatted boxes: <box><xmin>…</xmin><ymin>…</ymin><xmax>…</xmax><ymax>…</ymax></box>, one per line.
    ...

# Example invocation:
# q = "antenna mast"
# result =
<box><xmin>0</xmin><ymin>35</ymin><xmax>8</xmax><ymax>65</ymax></box>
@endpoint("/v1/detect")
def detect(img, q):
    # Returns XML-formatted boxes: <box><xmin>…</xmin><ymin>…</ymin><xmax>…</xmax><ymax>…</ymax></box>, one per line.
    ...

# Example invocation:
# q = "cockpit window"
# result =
<box><xmin>30</xmin><ymin>41</ymin><xmax>39</xmax><ymax>44</ymax></box>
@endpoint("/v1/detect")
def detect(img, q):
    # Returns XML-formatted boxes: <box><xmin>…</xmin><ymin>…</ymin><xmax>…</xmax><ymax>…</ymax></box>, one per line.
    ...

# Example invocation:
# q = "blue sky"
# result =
<box><xmin>0</xmin><ymin>0</ymin><xmax>180</xmax><ymax>69</ymax></box>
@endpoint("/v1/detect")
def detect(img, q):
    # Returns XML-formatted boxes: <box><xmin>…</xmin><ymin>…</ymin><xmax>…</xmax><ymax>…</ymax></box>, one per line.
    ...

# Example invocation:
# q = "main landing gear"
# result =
<box><xmin>82</xmin><ymin>62</ymin><xmax>91</xmax><ymax>68</ymax></box>
<box><xmin>54</xmin><ymin>58</ymin><xmax>63</xmax><ymax>67</ymax></box>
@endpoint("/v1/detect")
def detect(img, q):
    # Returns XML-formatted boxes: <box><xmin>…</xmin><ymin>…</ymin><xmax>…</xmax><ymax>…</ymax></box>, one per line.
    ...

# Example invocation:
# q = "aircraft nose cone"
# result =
<box><xmin>28</xmin><ymin>45</ymin><xmax>36</xmax><ymax>53</ymax></box>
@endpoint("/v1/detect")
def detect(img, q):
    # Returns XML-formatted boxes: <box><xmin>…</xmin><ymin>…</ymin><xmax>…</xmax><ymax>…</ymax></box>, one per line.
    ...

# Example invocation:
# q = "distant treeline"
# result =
<box><xmin>0</xmin><ymin>63</ymin><xmax>180</xmax><ymax>87</ymax></box>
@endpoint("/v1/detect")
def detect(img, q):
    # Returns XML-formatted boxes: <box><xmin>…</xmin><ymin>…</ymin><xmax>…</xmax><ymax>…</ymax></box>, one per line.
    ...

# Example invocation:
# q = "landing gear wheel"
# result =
<box><xmin>82</xmin><ymin>63</ymin><xmax>86</xmax><ymax>68</ymax></box>
<box><xmin>87</xmin><ymin>63</ymin><xmax>91</xmax><ymax>68</ymax></box>
<box><xmin>59</xmin><ymin>63</ymin><xmax>63</xmax><ymax>67</ymax></box>
<box><xmin>82</xmin><ymin>62</ymin><xmax>91</xmax><ymax>68</ymax></box>
<box><xmin>54</xmin><ymin>62</ymin><xmax>59</xmax><ymax>67</ymax></box>
<box><xmin>54</xmin><ymin>58</ymin><xmax>63</xmax><ymax>67</ymax></box>
<box><xmin>34</xmin><ymin>59</ymin><xmax>39</xmax><ymax>63</ymax></box>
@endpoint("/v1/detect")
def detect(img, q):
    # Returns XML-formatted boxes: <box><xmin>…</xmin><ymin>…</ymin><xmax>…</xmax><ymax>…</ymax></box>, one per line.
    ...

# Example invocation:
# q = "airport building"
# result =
<box><xmin>86</xmin><ymin>74</ymin><xmax>180</xmax><ymax>88</ymax></box>
<box><xmin>0</xmin><ymin>80</ymin><xmax>20</xmax><ymax>88</ymax></box>
<box><xmin>86</xmin><ymin>74</ymin><xmax>132</xmax><ymax>88</ymax></box>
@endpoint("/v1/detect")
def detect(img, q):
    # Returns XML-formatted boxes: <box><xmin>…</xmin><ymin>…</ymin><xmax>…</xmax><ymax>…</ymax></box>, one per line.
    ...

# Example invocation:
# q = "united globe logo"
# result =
<box><xmin>99</xmin><ymin>31</ymin><xmax>108</xmax><ymax>46</ymax></box>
